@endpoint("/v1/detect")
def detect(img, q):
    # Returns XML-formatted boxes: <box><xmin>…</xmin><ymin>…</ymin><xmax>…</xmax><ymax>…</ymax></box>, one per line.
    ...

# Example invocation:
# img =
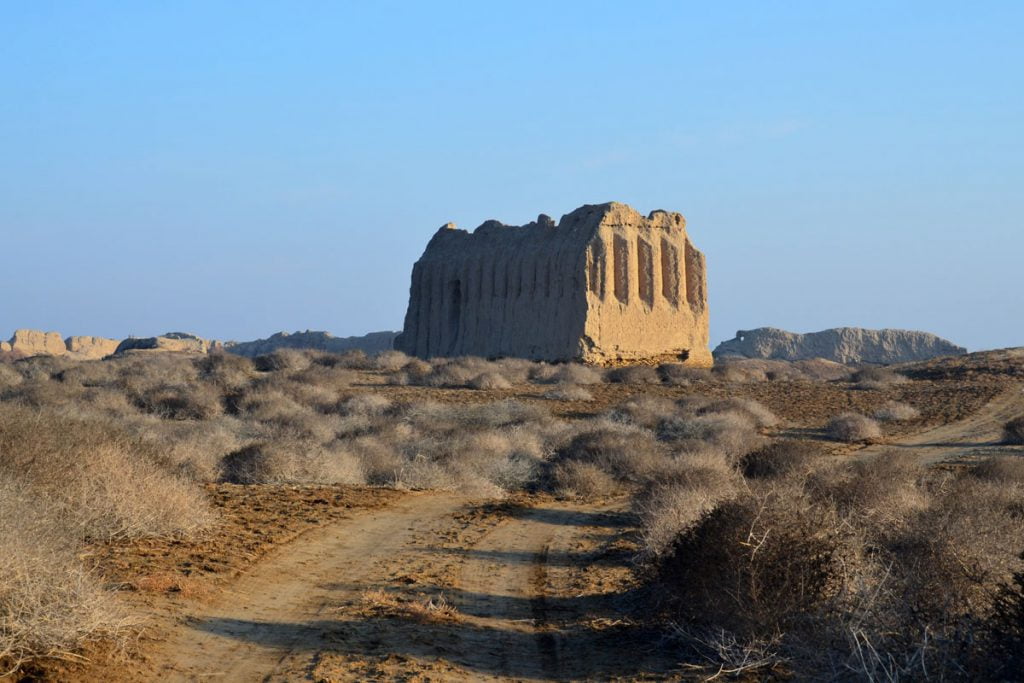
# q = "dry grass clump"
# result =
<box><xmin>0</xmin><ymin>363</ymin><xmax>25</xmax><ymax>389</ymax></box>
<box><xmin>542</xmin><ymin>364</ymin><xmax>604</xmax><ymax>385</ymax></box>
<box><xmin>644</xmin><ymin>451</ymin><xmax>1024</xmax><ymax>678</ymax></box>
<box><xmin>550</xmin><ymin>460</ymin><xmax>618</xmax><ymax>499</ymax></box>
<box><xmin>0</xmin><ymin>483</ymin><xmax>126</xmax><ymax>674</ymax></box>
<box><xmin>196</xmin><ymin>353</ymin><xmax>256</xmax><ymax>391</ymax></box>
<box><xmin>252</xmin><ymin>348</ymin><xmax>311</xmax><ymax>372</ymax></box>
<box><xmin>711</xmin><ymin>360</ymin><xmax>768</xmax><ymax>383</ymax></box>
<box><xmin>219</xmin><ymin>442</ymin><xmax>365</xmax><ymax>485</ymax></box>
<box><xmin>548</xmin><ymin>422</ymin><xmax>668</xmax><ymax>493</ymax></box>
<box><xmin>874</xmin><ymin>400</ymin><xmax>921</xmax><ymax>422</ymax></box>
<box><xmin>739</xmin><ymin>440</ymin><xmax>822</xmax><ymax>479</ymax></box>
<box><xmin>468</xmin><ymin>371</ymin><xmax>512</xmax><ymax>390</ymax></box>
<box><xmin>656</xmin><ymin>363</ymin><xmax>709</xmax><ymax>385</ymax></box>
<box><xmin>634</xmin><ymin>453</ymin><xmax>742</xmax><ymax>558</ymax></box>
<box><xmin>606</xmin><ymin>365</ymin><xmax>660</xmax><ymax>385</ymax></box>
<box><xmin>543</xmin><ymin>385</ymin><xmax>593</xmax><ymax>401</ymax></box>
<box><xmin>0</xmin><ymin>406</ymin><xmax>212</xmax><ymax>540</ymax></box>
<box><xmin>1003</xmin><ymin>416</ymin><xmax>1024</xmax><ymax>445</ymax></box>
<box><xmin>852</xmin><ymin>365</ymin><xmax>908</xmax><ymax>390</ymax></box>
<box><xmin>137</xmin><ymin>382</ymin><xmax>224</xmax><ymax>420</ymax></box>
<box><xmin>371</xmin><ymin>350</ymin><xmax>412</xmax><ymax>372</ymax></box>
<box><xmin>657</xmin><ymin>485</ymin><xmax>849</xmax><ymax>635</ymax></box>
<box><xmin>609</xmin><ymin>395</ymin><xmax>678</xmax><ymax>429</ymax></box>
<box><xmin>825</xmin><ymin>412</ymin><xmax>882</xmax><ymax>442</ymax></box>
<box><xmin>971</xmin><ymin>455</ymin><xmax>1024</xmax><ymax>482</ymax></box>
<box><xmin>658</xmin><ymin>412</ymin><xmax>764</xmax><ymax>460</ymax></box>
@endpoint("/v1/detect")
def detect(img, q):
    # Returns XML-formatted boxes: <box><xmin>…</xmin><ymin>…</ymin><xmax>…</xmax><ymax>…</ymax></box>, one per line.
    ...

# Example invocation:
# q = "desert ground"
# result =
<box><xmin>3</xmin><ymin>349</ymin><xmax>1024</xmax><ymax>681</ymax></box>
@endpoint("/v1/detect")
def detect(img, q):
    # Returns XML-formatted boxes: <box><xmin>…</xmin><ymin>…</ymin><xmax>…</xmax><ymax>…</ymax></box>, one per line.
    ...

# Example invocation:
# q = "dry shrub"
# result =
<box><xmin>468</xmin><ymin>371</ymin><xmax>512</xmax><ymax>390</ymax></box>
<box><xmin>0</xmin><ymin>363</ymin><xmax>23</xmax><ymax>389</ymax></box>
<box><xmin>543</xmin><ymin>364</ymin><xmax>604</xmax><ymax>385</ymax></box>
<box><xmin>138</xmin><ymin>382</ymin><xmax>223</xmax><ymax>420</ymax></box>
<box><xmin>657</xmin><ymin>486</ymin><xmax>852</xmax><ymax>640</ymax></box>
<box><xmin>0</xmin><ymin>406</ymin><xmax>211</xmax><ymax>541</ymax></box>
<box><xmin>372</xmin><ymin>350</ymin><xmax>412</xmax><ymax>372</ymax></box>
<box><xmin>219</xmin><ymin>441</ymin><xmax>365</xmax><ymax>485</ymax></box>
<box><xmin>656</xmin><ymin>363</ymin><xmax>709</xmax><ymax>385</ymax></box>
<box><xmin>0</xmin><ymin>483</ymin><xmax>126</xmax><ymax>673</ymax></box>
<box><xmin>488</xmin><ymin>358</ymin><xmax>536</xmax><ymax>384</ymax></box>
<box><xmin>658</xmin><ymin>412</ymin><xmax>764</xmax><ymax>460</ymax></box>
<box><xmin>11</xmin><ymin>356</ymin><xmax>75</xmax><ymax>382</ymax></box>
<box><xmin>236</xmin><ymin>388</ymin><xmax>342</xmax><ymax>442</ymax></box>
<box><xmin>325</xmin><ymin>349</ymin><xmax>372</xmax><ymax>369</ymax></box>
<box><xmin>553</xmin><ymin>423</ymin><xmax>667</xmax><ymax>487</ymax></box>
<box><xmin>874</xmin><ymin>400</ymin><xmax>921</xmax><ymax>422</ymax></box>
<box><xmin>635</xmin><ymin>453</ymin><xmax>741</xmax><ymax>558</ymax></box>
<box><xmin>111</xmin><ymin>353</ymin><xmax>199</xmax><ymax>391</ymax></box>
<box><xmin>196</xmin><ymin>353</ymin><xmax>255</xmax><ymax>391</ymax></box>
<box><xmin>987</xmin><ymin>556</ymin><xmax>1024</xmax><ymax>677</ymax></box>
<box><xmin>793</xmin><ymin>359</ymin><xmax>852</xmax><ymax>382</ymax></box>
<box><xmin>740</xmin><ymin>440</ymin><xmax>823</xmax><ymax>480</ymax></box>
<box><xmin>252</xmin><ymin>348</ymin><xmax>311</xmax><ymax>372</ymax></box>
<box><xmin>420</xmin><ymin>363</ymin><xmax>477</xmax><ymax>388</ymax></box>
<box><xmin>698</xmin><ymin>397</ymin><xmax>778</xmax><ymax>429</ymax></box>
<box><xmin>550</xmin><ymin>460</ymin><xmax>618</xmax><ymax>499</ymax></box>
<box><xmin>972</xmin><ymin>456</ymin><xmax>1024</xmax><ymax>482</ymax></box>
<box><xmin>825</xmin><ymin>412</ymin><xmax>882</xmax><ymax>442</ymax></box>
<box><xmin>1004</xmin><ymin>417</ymin><xmax>1024</xmax><ymax>445</ymax></box>
<box><xmin>712</xmin><ymin>360</ymin><xmax>768</xmax><ymax>383</ymax></box>
<box><xmin>286</xmin><ymin>364</ymin><xmax>356</xmax><ymax>393</ymax></box>
<box><xmin>808</xmin><ymin>454</ymin><xmax>927</xmax><ymax>525</ymax></box>
<box><xmin>543</xmin><ymin>385</ymin><xmax>593</xmax><ymax>401</ymax></box>
<box><xmin>607</xmin><ymin>365</ymin><xmax>660</xmax><ymax>385</ymax></box>
<box><xmin>609</xmin><ymin>396</ymin><xmax>678</xmax><ymax>429</ymax></box>
<box><xmin>2</xmin><ymin>379</ymin><xmax>86</xmax><ymax>408</ymax></box>
<box><xmin>852</xmin><ymin>366</ymin><xmax>908</xmax><ymax>390</ymax></box>
<box><xmin>340</xmin><ymin>393</ymin><xmax>393</xmax><ymax>417</ymax></box>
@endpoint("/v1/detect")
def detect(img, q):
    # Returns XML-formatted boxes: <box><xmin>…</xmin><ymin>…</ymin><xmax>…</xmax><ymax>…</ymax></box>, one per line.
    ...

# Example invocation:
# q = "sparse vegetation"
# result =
<box><xmin>0</xmin><ymin>348</ymin><xmax>1019</xmax><ymax>677</ymax></box>
<box><xmin>1004</xmin><ymin>416</ymin><xmax>1024</xmax><ymax>444</ymax></box>
<box><xmin>825</xmin><ymin>412</ymin><xmax>882</xmax><ymax>442</ymax></box>
<box><xmin>874</xmin><ymin>399</ymin><xmax>921</xmax><ymax>421</ymax></box>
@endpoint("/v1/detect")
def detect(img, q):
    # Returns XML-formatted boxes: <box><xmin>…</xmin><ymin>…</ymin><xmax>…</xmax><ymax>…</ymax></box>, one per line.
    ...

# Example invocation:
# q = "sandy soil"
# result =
<box><xmin>858</xmin><ymin>383</ymin><xmax>1024</xmax><ymax>464</ymax></box>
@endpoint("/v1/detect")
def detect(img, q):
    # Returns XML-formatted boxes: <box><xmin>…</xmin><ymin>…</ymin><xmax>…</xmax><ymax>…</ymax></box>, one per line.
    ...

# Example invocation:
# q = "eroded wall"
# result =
<box><xmin>395</xmin><ymin>214</ymin><xmax>591</xmax><ymax>360</ymax></box>
<box><xmin>580</xmin><ymin>206</ymin><xmax>711</xmax><ymax>365</ymax></box>
<box><xmin>395</xmin><ymin>203</ymin><xmax>711</xmax><ymax>365</ymax></box>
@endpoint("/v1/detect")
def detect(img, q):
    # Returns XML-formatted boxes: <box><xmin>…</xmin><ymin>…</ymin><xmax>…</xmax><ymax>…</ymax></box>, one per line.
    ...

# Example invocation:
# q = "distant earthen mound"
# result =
<box><xmin>65</xmin><ymin>335</ymin><xmax>120</xmax><ymax>359</ymax></box>
<box><xmin>395</xmin><ymin>202</ymin><xmax>711</xmax><ymax>365</ymax></box>
<box><xmin>115</xmin><ymin>332</ymin><xmax>220</xmax><ymax>355</ymax></box>
<box><xmin>2</xmin><ymin>329</ymin><xmax>119</xmax><ymax>360</ymax></box>
<box><xmin>714</xmin><ymin>327</ymin><xmax>966</xmax><ymax>365</ymax></box>
<box><xmin>224</xmin><ymin>330</ymin><xmax>397</xmax><ymax>357</ymax></box>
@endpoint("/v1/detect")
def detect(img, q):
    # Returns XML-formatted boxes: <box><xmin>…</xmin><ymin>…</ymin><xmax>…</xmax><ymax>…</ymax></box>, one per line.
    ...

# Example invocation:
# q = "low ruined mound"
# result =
<box><xmin>2</xmin><ymin>329</ymin><xmax>119</xmax><ymax>359</ymax></box>
<box><xmin>115</xmin><ymin>332</ymin><xmax>220</xmax><ymax>355</ymax></box>
<box><xmin>65</xmin><ymin>335</ymin><xmax>120</xmax><ymax>359</ymax></box>
<box><xmin>713</xmin><ymin>327</ymin><xmax>966</xmax><ymax>365</ymax></box>
<box><xmin>223</xmin><ymin>330</ymin><xmax>398</xmax><ymax>357</ymax></box>
<box><xmin>395</xmin><ymin>202</ymin><xmax>711</xmax><ymax>365</ymax></box>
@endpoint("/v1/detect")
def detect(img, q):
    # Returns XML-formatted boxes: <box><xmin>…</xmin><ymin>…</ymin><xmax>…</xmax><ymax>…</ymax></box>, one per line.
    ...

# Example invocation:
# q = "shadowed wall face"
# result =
<box><xmin>395</xmin><ymin>203</ymin><xmax>711</xmax><ymax>365</ymax></box>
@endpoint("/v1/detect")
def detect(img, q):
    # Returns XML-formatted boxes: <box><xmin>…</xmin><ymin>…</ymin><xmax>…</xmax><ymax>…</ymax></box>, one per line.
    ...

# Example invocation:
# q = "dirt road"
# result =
<box><xmin>860</xmin><ymin>383</ymin><xmax>1024</xmax><ymax>464</ymax></box>
<box><xmin>142</xmin><ymin>492</ymin><xmax>666</xmax><ymax>681</ymax></box>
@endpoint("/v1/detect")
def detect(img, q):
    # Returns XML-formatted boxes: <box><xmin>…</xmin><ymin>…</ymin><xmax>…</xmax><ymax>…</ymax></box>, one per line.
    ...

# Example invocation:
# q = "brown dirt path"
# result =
<box><xmin>132</xmin><ymin>493</ymin><xmax>668</xmax><ymax>681</ymax></box>
<box><xmin>138</xmin><ymin>491</ymin><xmax>468</xmax><ymax>681</ymax></box>
<box><xmin>859</xmin><ymin>383</ymin><xmax>1024</xmax><ymax>464</ymax></box>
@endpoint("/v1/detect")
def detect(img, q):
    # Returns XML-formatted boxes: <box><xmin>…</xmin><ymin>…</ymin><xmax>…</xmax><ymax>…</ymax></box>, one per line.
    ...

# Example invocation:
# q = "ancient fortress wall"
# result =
<box><xmin>395</xmin><ymin>203</ymin><xmax>711</xmax><ymax>365</ymax></box>
<box><xmin>580</xmin><ymin>204</ymin><xmax>711</xmax><ymax>365</ymax></box>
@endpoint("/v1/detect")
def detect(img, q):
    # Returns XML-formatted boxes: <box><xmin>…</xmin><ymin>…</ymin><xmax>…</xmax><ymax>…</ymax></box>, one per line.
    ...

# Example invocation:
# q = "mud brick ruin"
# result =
<box><xmin>395</xmin><ymin>202</ymin><xmax>711</xmax><ymax>365</ymax></box>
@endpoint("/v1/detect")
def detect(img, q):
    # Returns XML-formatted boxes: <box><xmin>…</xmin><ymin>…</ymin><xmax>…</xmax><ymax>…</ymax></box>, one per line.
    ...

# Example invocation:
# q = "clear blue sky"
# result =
<box><xmin>2</xmin><ymin>2</ymin><xmax>1021</xmax><ymax>350</ymax></box>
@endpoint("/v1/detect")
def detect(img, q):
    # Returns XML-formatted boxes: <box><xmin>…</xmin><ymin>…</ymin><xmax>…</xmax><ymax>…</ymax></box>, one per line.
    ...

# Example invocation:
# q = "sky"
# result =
<box><xmin>1</xmin><ymin>2</ymin><xmax>1021</xmax><ymax>351</ymax></box>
